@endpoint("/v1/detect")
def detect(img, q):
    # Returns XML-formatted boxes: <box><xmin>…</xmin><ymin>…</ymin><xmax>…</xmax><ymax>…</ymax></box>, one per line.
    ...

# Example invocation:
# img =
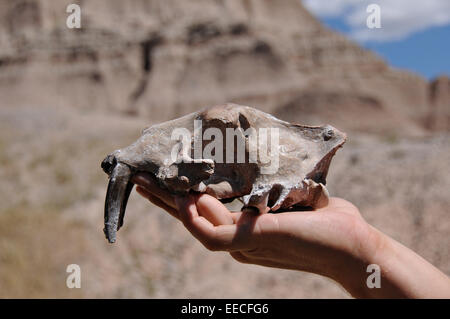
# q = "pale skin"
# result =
<box><xmin>132</xmin><ymin>172</ymin><xmax>450</xmax><ymax>298</ymax></box>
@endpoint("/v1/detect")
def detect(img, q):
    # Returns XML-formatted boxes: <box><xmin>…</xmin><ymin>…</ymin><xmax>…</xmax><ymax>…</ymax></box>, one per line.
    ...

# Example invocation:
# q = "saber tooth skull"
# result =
<box><xmin>101</xmin><ymin>103</ymin><xmax>346</xmax><ymax>243</ymax></box>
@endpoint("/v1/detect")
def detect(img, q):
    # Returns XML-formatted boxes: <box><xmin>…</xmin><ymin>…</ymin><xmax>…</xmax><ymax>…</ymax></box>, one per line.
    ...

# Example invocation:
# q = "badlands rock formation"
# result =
<box><xmin>427</xmin><ymin>76</ymin><xmax>450</xmax><ymax>131</ymax></box>
<box><xmin>0</xmin><ymin>0</ymin><xmax>448</xmax><ymax>135</ymax></box>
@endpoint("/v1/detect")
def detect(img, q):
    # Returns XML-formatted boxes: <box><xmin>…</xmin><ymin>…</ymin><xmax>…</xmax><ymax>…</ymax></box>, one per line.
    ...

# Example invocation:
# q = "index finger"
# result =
<box><xmin>132</xmin><ymin>172</ymin><xmax>176</xmax><ymax>209</ymax></box>
<box><xmin>175</xmin><ymin>196</ymin><xmax>256</xmax><ymax>252</ymax></box>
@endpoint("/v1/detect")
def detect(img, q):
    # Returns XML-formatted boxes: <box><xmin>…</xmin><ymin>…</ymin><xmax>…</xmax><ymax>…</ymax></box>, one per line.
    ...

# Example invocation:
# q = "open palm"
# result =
<box><xmin>132</xmin><ymin>172</ymin><xmax>373</xmax><ymax>281</ymax></box>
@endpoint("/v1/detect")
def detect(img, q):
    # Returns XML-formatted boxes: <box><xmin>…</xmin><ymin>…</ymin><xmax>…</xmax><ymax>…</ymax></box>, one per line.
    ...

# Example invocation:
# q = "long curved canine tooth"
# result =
<box><xmin>271</xmin><ymin>187</ymin><xmax>290</xmax><ymax>211</ymax></box>
<box><xmin>104</xmin><ymin>163</ymin><xmax>133</xmax><ymax>243</ymax></box>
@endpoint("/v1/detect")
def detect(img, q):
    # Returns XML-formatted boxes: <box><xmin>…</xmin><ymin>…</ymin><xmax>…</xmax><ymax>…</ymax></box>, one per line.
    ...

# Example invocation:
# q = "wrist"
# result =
<box><xmin>327</xmin><ymin>223</ymin><xmax>431</xmax><ymax>298</ymax></box>
<box><xmin>326</xmin><ymin>220</ymin><xmax>386</xmax><ymax>297</ymax></box>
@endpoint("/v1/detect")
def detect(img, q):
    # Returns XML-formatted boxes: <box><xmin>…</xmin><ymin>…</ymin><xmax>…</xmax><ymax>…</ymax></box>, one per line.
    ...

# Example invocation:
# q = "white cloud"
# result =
<box><xmin>303</xmin><ymin>0</ymin><xmax>450</xmax><ymax>42</ymax></box>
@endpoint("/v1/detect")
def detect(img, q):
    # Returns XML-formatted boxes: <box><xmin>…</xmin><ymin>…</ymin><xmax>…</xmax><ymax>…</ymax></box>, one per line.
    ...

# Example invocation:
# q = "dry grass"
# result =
<box><xmin>0</xmin><ymin>205</ymin><xmax>86</xmax><ymax>298</ymax></box>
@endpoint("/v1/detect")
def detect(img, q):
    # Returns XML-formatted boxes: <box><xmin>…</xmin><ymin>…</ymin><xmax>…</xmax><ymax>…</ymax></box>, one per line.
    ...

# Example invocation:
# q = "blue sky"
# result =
<box><xmin>303</xmin><ymin>0</ymin><xmax>450</xmax><ymax>80</ymax></box>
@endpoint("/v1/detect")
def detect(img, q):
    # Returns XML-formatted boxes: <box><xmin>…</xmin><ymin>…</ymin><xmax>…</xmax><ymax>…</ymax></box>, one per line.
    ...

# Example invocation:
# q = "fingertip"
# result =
<box><xmin>195</xmin><ymin>193</ymin><xmax>217</xmax><ymax>208</ymax></box>
<box><xmin>136</xmin><ymin>185</ymin><xmax>144</xmax><ymax>192</ymax></box>
<box><xmin>136</xmin><ymin>186</ymin><xmax>149</xmax><ymax>198</ymax></box>
<box><xmin>196</xmin><ymin>194</ymin><xmax>234</xmax><ymax>225</ymax></box>
<box><xmin>229</xmin><ymin>251</ymin><xmax>251</xmax><ymax>264</ymax></box>
<box><xmin>195</xmin><ymin>193</ymin><xmax>228</xmax><ymax>213</ymax></box>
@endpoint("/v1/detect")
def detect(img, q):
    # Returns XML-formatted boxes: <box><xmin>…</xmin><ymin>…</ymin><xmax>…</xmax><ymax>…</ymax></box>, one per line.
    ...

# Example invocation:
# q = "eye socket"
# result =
<box><xmin>323</xmin><ymin>129</ymin><xmax>334</xmax><ymax>141</ymax></box>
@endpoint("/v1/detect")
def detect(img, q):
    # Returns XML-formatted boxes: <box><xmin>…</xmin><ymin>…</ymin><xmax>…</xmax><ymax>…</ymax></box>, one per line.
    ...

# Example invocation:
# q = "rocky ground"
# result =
<box><xmin>0</xmin><ymin>104</ymin><xmax>448</xmax><ymax>298</ymax></box>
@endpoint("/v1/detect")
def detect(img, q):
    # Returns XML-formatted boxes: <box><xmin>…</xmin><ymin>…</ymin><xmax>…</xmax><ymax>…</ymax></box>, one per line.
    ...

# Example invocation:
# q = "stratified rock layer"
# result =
<box><xmin>0</xmin><ymin>0</ymin><xmax>448</xmax><ymax>135</ymax></box>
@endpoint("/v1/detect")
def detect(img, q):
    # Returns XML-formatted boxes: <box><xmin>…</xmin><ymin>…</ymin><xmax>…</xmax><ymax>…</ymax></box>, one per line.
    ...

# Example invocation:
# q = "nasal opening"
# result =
<box><xmin>101</xmin><ymin>154</ymin><xmax>117</xmax><ymax>175</ymax></box>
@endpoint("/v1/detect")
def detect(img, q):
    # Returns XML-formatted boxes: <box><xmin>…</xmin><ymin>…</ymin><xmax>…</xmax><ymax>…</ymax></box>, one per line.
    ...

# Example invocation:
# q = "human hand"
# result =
<box><xmin>131</xmin><ymin>173</ymin><xmax>375</xmax><ymax>285</ymax></box>
<box><xmin>132</xmin><ymin>172</ymin><xmax>450</xmax><ymax>298</ymax></box>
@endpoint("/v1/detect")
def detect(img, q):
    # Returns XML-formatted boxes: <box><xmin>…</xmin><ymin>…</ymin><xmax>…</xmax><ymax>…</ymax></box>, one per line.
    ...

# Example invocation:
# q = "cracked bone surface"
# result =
<box><xmin>101</xmin><ymin>104</ymin><xmax>346</xmax><ymax>243</ymax></box>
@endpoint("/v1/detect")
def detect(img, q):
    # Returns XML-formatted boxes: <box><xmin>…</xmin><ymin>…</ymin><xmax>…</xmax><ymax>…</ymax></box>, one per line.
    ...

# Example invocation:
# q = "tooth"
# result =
<box><xmin>103</xmin><ymin>163</ymin><xmax>133</xmax><ymax>243</ymax></box>
<box><xmin>118</xmin><ymin>181</ymin><xmax>134</xmax><ymax>231</ymax></box>
<box><xmin>270</xmin><ymin>187</ymin><xmax>290</xmax><ymax>211</ymax></box>
<box><xmin>242</xmin><ymin>189</ymin><xmax>270</xmax><ymax>213</ymax></box>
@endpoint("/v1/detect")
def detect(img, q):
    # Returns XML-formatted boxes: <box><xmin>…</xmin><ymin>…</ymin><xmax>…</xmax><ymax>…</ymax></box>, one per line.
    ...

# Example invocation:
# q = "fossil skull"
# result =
<box><xmin>101</xmin><ymin>104</ymin><xmax>346</xmax><ymax>243</ymax></box>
